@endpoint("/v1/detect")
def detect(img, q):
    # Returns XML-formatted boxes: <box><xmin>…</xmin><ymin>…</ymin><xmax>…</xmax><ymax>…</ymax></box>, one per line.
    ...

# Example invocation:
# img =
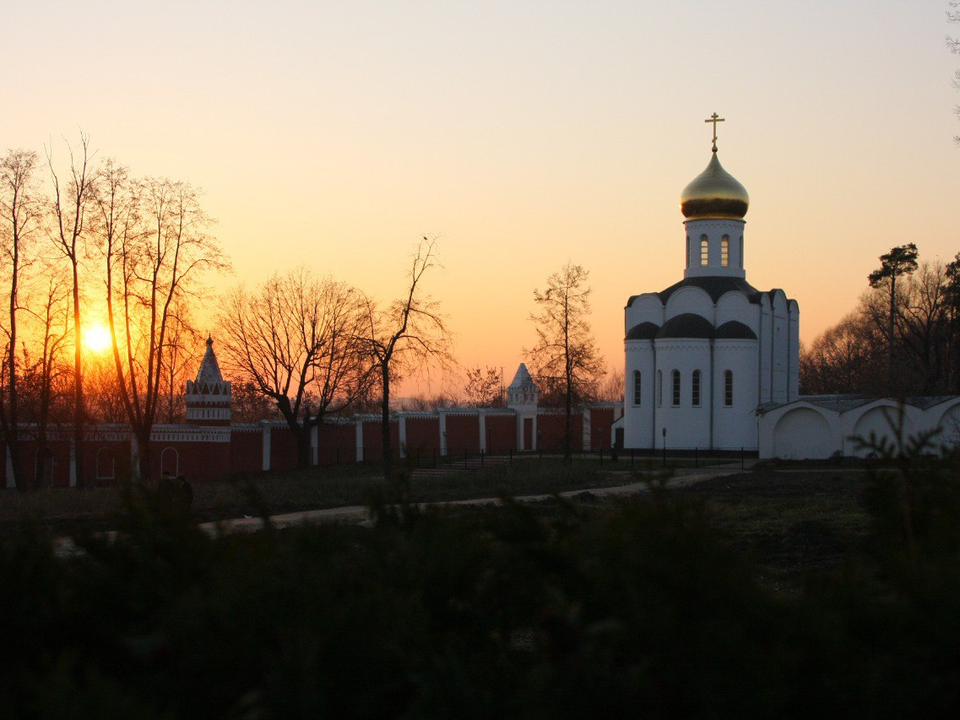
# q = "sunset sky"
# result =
<box><xmin>5</xmin><ymin>0</ymin><xmax>960</xmax><ymax>395</ymax></box>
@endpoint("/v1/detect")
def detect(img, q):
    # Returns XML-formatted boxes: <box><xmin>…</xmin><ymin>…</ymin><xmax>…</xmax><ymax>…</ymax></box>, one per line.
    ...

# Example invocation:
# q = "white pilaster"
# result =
<box><xmin>355</xmin><ymin>421</ymin><xmax>364</xmax><ymax>463</ymax></box>
<box><xmin>262</xmin><ymin>426</ymin><xmax>271</xmax><ymax>472</ymax></box>
<box><xmin>439</xmin><ymin>412</ymin><xmax>448</xmax><ymax>455</ymax></box>
<box><xmin>5</xmin><ymin>446</ymin><xmax>13</xmax><ymax>489</ymax></box>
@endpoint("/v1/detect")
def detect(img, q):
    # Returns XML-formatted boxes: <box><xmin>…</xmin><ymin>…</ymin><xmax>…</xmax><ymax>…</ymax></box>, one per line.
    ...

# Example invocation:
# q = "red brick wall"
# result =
<box><xmin>484</xmin><ymin>415</ymin><xmax>517</xmax><ymax>453</ymax></box>
<box><xmin>18</xmin><ymin>440</ymin><xmax>73</xmax><ymax>488</ymax></box>
<box><xmin>269</xmin><ymin>426</ymin><xmax>299</xmax><ymax>472</ymax></box>
<box><xmin>230</xmin><ymin>427</ymin><xmax>264</xmax><ymax>474</ymax></box>
<box><xmin>404</xmin><ymin>417</ymin><xmax>439</xmax><ymax>455</ymax></box>
<box><xmin>589</xmin><ymin>407</ymin><xmax>616</xmax><ymax>450</ymax></box>
<box><xmin>88</xmin><ymin>440</ymin><xmax>132</xmax><ymax>485</ymax></box>
<box><xmin>316</xmin><ymin>423</ymin><xmax>356</xmax><ymax>465</ymax></box>
<box><xmin>361</xmin><ymin>420</ymin><xmax>399</xmax><ymax>463</ymax></box>
<box><xmin>151</xmin><ymin>440</ymin><xmax>231</xmax><ymax>483</ymax></box>
<box><xmin>536</xmin><ymin>413</ymin><xmax>583</xmax><ymax>452</ymax></box>
<box><xmin>445</xmin><ymin>415</ymin><xmax>480</xmax><ymax>454</ymax></box>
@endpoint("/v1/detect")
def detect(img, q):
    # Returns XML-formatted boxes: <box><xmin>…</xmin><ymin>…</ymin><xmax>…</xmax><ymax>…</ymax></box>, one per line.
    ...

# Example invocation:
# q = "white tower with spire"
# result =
<box><xmin>185</xmin><ymin>336</ymin><xmax>232</xmax><ymax>426</ymax></box>
<box><xmin>507</xmin><ymin>363</ymin><xmax>539</xmax><ymax>450</ymax></box>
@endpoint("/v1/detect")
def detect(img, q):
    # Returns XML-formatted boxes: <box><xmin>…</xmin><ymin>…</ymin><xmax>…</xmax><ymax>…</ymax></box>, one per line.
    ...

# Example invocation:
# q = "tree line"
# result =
<box><xmin>801</xmin><ymin>243</ymin><xmax>960</xmax><ymax>396</ymax></box>
<box><xmin>3</xmin><ymin>138</ymin><xmax>613</xmax><ymax>489</ymax></box>
<box><xmin>1</xmin><ymin>140</ymin><xmax>226</xmax><ymax>491</ymax></box>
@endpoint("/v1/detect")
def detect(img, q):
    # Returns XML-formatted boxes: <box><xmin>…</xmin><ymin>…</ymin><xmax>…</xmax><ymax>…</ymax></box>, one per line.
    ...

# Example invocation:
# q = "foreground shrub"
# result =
<box><xmin>2</xmin><ymin>464</ymin><xmax>960</xmax><ymax>716</ymax></box>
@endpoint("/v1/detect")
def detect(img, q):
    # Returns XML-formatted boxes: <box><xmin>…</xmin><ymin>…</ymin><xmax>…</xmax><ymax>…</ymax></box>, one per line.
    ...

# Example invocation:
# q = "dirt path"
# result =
<box><xmin>201</xmin><ymin>466</ymin><xmax>746</xmax><ymax>534</ymax></box>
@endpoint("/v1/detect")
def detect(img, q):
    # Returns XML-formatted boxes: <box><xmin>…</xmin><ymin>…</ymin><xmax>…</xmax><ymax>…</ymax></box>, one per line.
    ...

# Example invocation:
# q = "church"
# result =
<box><xmin>620</xmin><ymin>116</ymin><xmax>800</xmax><ymax>452</ymax></box>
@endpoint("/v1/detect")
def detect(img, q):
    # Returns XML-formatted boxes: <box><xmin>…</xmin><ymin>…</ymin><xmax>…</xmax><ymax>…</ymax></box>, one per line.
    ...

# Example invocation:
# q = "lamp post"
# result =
<box><xmin>662</xmin><ymin>427</ymin><xmax>667</xmax><ymax>466</ymax></box>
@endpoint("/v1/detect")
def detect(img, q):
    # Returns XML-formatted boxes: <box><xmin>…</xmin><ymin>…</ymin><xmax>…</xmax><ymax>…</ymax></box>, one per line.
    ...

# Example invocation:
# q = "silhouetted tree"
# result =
<box><xmin>0</xmin><ymin>149</ymin><xmax>40</xmax><ymax>490</ymax></box>
<box><xmin>47</xmin><ymin>134</ymin><xmax>97</xmax><ymax>486</ymax></box>
<box><xmin>463</xmin><ymin>366</ymin><xmax>503</xmax><ymax>408</ymax></box>
<box><xmin>868</xmin><ymin>243</ymin><xmax>918</xmax><ymax>390</ymax></box>
<box><xmin>526</xmin><ymin>263</ymin><xmax>604</xmax><ymax>461</ymax></box>
<box><xmin>359</xmin><ymin>237</ymin><xmax>452</xmax><ymax>480</ymax></box>
<box><xmin>97</xmin><ymin>173</ymin><xmax>226</xmax><ymax>481</ymax></box>
<box><xmin>219</xmin><ymin>270</ymin><xmax>372</xmax><ymax>468</ymax></box>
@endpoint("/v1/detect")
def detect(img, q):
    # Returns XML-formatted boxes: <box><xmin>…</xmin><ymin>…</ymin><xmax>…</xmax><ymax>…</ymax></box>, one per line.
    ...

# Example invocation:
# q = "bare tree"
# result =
<box><xmin>47</xmin><ymin>135</ymin><xmax>97</xmax><ymax>486</ymax></box>
<box><xmin>98</xmin><ymin>174</ymin><xmax>226</xmax><ymax>481</ymax></box>
<box><xmin>463</xmin><ymin>366</ymin><xmax>503</xmax><ymax>408</ymax></box>
<box><xmin>219</xmin><ymin>269</ymin><xmax>372</xmax><ymax>468</ymax></box>
<box><xmin>359</xmin><ymin>237</ymin><xmax>452</xmax><ymax>480</ymax></box>
<box><xmin>159</xmin><ymin>298</ymin><xmax>202</xmax><ymax>424</ymax></box>
<box><xmin>19</xmin><ymin>271</ymin><xmax>73</xmax><ymax>487</ymax></box>
<box><xmin>0</xmin><ymin>149</ymin><xmax>40</xmax><ymax>490</ymax></box>
<box><xmin>526</xmin><ymin>262</ymin><xmax>604</xmax><ymax>461</ymax></box>
<box><xmin>800</xmin><ymin>311</ymin><xmax>885</xmax><ymax>395</ymax></box>
<box><xmin>597</xmin><ymin>366</ymin><xmax>625</xmax><ymax>403</ymax></box>
<box><xmin>899</xmin><ymin>262</ymin><xmax>951</xmax><ymax>393</ymax></box>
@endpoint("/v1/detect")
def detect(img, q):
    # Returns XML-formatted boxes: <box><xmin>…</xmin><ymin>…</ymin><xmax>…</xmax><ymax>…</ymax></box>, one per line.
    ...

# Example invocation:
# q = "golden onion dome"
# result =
<box><xmin>679</xmin><ymin>152</ymin><xmax>749</xmax><ymax>220</ymax></box>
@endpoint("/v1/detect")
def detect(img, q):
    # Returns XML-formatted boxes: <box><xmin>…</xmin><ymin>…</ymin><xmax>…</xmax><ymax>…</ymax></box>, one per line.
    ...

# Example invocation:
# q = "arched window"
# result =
<box><xmin>739</xmin><ymin>236</ymin><xmax>744</xmax><ymax>267</ymax></box>
<box><xmin>672</xmin><ymin>370</ymin><xmax>681</xmax><ymax>406</ymax></box>
<box><xmin>700</xmin><ymin>235</ymin><xmax>709</xmax><ymax>266</ymax></box>
<box><xmin>657</xmin><ymin>370</ymin><xmax>663</xmax><ymax>406</ymax></box>
<box><xmin>692</xmin><ymin>370</ymin><xmax>701</xmax><ymax>407</ymax></box>
<box><xmin>721</xmin><ymin>235</ymin><xmax>729</xmax><ymax>267</ymax></box>
<box><xmin>161</xmin><ymin>447</ymin><xmax>179</xmax><ymax>477</ymax></box>
<box><xmin>724</xmin><ymin>370</ymin><xmax>734</xmax><ymax>407</ymax></box>
<box><xmin>633</xmin><ymin>370</ymin><xmax>642</xmax><ymax>406</ymax></box>
<box><xmin>686</xmin><ymin>236</ymin><xmax>690</xmax><ymax>267</ymax></box>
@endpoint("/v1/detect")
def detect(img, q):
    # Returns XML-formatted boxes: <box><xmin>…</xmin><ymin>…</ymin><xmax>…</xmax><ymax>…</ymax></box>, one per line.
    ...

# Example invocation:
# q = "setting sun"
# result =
<box><xmin>83</xmin><ymin>325</ymin><xmax>112</xmax><ymax>354</ymax></box>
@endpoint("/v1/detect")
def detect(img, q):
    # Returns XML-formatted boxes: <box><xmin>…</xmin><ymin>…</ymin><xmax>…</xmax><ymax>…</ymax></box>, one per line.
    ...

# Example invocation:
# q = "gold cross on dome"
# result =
<box><xmin>705</xmin><ymin>112</ymin><xmax>725</xmax><ymax>152</ymax></box>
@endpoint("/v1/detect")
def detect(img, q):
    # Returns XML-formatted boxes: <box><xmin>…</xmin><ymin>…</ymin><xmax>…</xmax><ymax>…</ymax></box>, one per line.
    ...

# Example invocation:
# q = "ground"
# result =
<box><xmin>1</xmin><ymin>460</ymin><xmax>873</xmax><ymax>589</ymax></box>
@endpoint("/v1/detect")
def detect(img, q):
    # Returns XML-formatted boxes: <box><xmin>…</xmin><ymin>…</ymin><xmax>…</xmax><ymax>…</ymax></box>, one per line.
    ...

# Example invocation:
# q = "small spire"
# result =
<box><xmin>705</xmin><ymin>112</ymin><xmax>725</xmax><ymax>153</ymax></box>
<box><xmin>206</xmin><ymin>334</ymin><xmax>213</xmax><ymax>347</ymax></box>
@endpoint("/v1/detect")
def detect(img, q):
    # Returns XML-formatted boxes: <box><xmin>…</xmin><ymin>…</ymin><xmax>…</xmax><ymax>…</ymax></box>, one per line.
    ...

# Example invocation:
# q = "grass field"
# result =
<box><xmin>0</xmin><ymin>459</ymin><xmax>876</xmax><ymax>590</ymax></box>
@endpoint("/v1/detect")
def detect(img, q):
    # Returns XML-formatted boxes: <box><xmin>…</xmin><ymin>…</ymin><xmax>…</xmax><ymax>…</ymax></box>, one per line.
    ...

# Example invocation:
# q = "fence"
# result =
<box><xmin>315</xmin><ymin>445</ymin><xmax>756</xmax><ymax>472</ymax></box>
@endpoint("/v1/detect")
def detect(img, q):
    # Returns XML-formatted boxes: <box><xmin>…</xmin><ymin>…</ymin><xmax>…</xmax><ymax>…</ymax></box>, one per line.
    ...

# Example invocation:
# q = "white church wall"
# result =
<box><xmin>623</xmin><ymin>340</ymin><xmax>656</xmax><ymax>448</ymax></box>
<box><xmin>845</xmin><ymin>403</ymin><xmax>919</xmax><ymax>457</ymax></box>
<box><xmin>653</xmin><ymin>339</ymin><xmax>711</xmax><ymax>449</ymax></box>
<box><xmin>771</xmin><ymin>407</ymin><xmax>838</xmax><ymax>459</ymax></box>
<box><xmin>758</xmin><ymin>296</ymin><xmax>773</xmax><ymax>403</ymax></box>
<box><xmin>933</xmin><ymin>398</ymin><xmax>960</xmax><ymax>447</ymax></box>
<box><xmin>713</xmin><ymin>340</ymin><xmax>759</xmax><ymax>450</ymax></box>
<box><xmin>788</xmin><ymin>300</ymin><xmax>800</xmax><ymax>400</ymax></box>
<box><xmin>771</xmin><ymin>291</ymin><xmax>789</xmax><ymax>403</ymax></box>
<box><xmin>716</xmin><ymin>293</ymin><xmax>758</xmax><ymax>334</ymax></box>
<box><xmin>625</xmin><ymin>294</ymin><xmax>664</xmax><ymax>332</ymax></box>
<box><xmin>664</xmin><ymin>287</ymin><xmax>714</xmax><ymax>323</ymax></box>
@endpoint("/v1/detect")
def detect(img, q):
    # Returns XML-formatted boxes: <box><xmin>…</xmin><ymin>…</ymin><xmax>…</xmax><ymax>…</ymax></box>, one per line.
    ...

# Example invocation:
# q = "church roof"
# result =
<box><xmin>625</xmin><ymin>322</ymin><xmax>660</xmax><ymax>340</ymax></box>
<box><xmin>714</xmin><ymin>321</ymin><xmax>757</xmax><ymax>340</ymax></box>
<box><xmin>195</xmin><ymin>336</ymin><xmax>224</xmax><ymax>385</ymax></box>
<box><xmin>627</xmin><ymin>316</ymin><xmax>760</xmax><ymax>341</ymax></box>
<box><xmin>508</xmin><ymin>363</ymin><xmax>536</xmax><ymax>389</ymax></box>
<box><xmin>680</xmin><ymin>152</ymin><xmax>750</xmax><ymax>220</ymax></box>
<box><xmin>655</xmin><ymin>276</ymin><xmax>762</xmax><ymax>304</ymax></box>
<box><xmin>656</xmin><ymin>314</ymin><xmax>714</xmax><ymax>339</ymax></box>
